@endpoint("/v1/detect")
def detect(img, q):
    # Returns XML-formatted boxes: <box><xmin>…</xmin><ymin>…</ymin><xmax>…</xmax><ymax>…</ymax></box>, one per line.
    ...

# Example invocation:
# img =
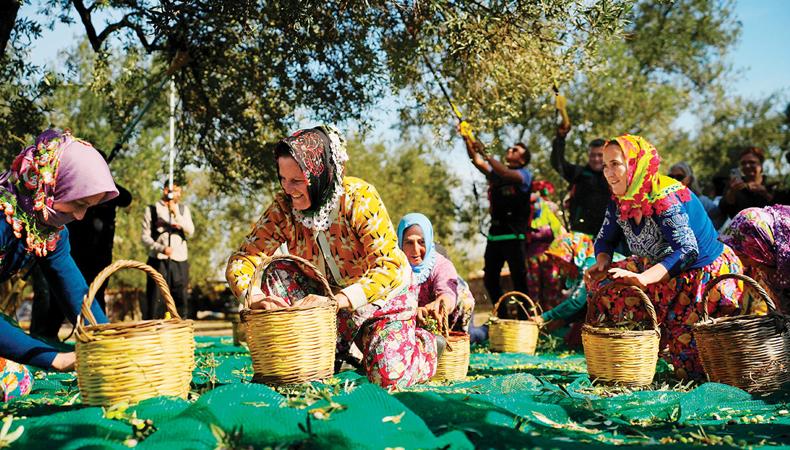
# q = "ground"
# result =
<box><xmin>2</xmin><ymin>323</ymin><xmax>789</xmax><ymax>449</ymax></box>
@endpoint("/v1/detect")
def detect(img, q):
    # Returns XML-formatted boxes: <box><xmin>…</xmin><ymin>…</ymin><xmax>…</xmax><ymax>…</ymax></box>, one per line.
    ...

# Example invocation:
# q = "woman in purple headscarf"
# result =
<box><xmin>0</xmin><ymin>129</ymin><xmax>118</xmax><ymax>401</ymax></box>
<box><xmin>720</xmin><ymin>205</ymin><xmax>790</xmax><ymax>312</ymax></box>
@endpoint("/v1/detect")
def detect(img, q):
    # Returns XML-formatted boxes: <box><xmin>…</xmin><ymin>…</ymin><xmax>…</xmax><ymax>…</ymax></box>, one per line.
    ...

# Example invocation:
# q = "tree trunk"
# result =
<box><xmin>0</xmin><ymin>0</ymin><xmax>20</xmax><ymax>60</ymax></box>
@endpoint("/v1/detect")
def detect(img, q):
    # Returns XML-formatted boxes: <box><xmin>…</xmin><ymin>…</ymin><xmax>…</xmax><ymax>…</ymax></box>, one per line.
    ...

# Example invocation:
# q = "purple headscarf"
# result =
<box><xmin>720</xmin><ymin>205</ymin><xmax>790</xmax><ymax>290</ymax></box>
<box><xmin>0</xmin><ymin>129</ymin><xmax>118</xmax><ymax>256</ymax></box>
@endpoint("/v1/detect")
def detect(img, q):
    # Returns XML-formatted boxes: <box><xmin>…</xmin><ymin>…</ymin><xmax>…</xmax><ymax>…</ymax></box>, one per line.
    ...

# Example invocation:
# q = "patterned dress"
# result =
<box><xmin>227</xmin><ymin>177</ymin><xmax>437</xmax><ymax>388</ymax></box>
<box><xmin>0</xmin><ymin>358</ymin><xmax>32</xmax><ymax>402</ymax></box>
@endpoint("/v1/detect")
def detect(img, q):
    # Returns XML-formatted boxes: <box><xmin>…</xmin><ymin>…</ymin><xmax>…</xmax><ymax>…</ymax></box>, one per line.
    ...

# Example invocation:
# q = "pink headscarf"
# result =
<box><xmin>0</xmin><ymin>129</ymin><xmax>118</xmax><ymax>256</ymax></box>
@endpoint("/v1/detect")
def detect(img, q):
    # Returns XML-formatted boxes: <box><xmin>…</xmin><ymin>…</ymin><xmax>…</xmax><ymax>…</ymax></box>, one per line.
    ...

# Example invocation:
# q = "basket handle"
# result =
<box><xmin>244</xmin><ymin>254</ymin><xmax>334</xmax><ymax>309</ymax></box>
<box><xmin>77</xmin><ymin>260</ymin><xmax>179</xmax><ymax>329</ymax></box>
<box><xmin>491</xmin><ymin>291</ymin><xmax>542</xmax><ymax>321</ymax></box>
<box><xmin>700</xmin><ymin>273</ymin><xmax>775</xmax><ymax>321</ymax></box>
<box><xmin>435</xmin><ymin>300</ymin><xmax>454</xmax><ymax>352</ymax></box>
<box><xmin>586</xmin><ymin>282</ymin><xmax>658</xmax><ymax>331</ymax></box>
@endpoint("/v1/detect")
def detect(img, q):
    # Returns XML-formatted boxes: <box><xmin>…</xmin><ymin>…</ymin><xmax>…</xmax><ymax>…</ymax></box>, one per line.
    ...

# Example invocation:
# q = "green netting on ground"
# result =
<box><xmin>3</xmin><ymin>335</ymin><xmax>790</xmax><ymax>449</ymax></box>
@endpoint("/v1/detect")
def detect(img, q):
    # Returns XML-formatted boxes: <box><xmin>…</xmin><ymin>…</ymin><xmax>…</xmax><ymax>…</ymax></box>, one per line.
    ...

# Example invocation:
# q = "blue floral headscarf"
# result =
<box><xmin>397</xmin><ymin>213</ymin><xmax>437</xmax><ymax>285</ymax></box>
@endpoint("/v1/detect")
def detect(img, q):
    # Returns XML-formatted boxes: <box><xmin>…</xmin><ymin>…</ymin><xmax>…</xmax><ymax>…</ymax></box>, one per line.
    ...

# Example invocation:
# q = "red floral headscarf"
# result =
<box><xmin>607</xmin><ymin>135</ymin><xmax>690</xmax><ymax>221</ymax></box>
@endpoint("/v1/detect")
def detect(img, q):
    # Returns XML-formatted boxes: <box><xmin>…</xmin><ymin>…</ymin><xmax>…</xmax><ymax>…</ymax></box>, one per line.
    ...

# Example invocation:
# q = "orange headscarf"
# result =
<box><xmin>608</xmin><ymin>135</ymin><xmax>691</xmax><ymax>221</ymax></box>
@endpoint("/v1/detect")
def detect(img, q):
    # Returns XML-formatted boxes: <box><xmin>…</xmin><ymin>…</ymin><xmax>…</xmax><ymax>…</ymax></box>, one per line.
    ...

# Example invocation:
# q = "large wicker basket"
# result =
<box><xmin>489</xmin><ymin>291</ymin><xmax>542</xmax><ymax>354</ymax></box>
<box><xmin>241</xmin><ymin>254</ymin><xmax>337</xmax><ymax>385</ymax></box>
<box><xmin>75</xmin><ymin>260</ymin><xmax>195</xmax><ymax>406</ymax></box>
<box><xmin>582</xmin><ymin>283</ymin><xmax>660</xmax><ymax>386</ymax></box>
<box><xmin>694</xmin><ymin>273</ymin><xmax>790</xmax><ymax>394</ymax></box>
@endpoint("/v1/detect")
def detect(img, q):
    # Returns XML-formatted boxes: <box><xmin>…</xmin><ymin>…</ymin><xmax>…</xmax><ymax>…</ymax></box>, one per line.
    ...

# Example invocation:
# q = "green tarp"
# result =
<box><xmin>2</xmin><ymin>335</ymin><xmax>789</xmax><ymax>449</ymax></box>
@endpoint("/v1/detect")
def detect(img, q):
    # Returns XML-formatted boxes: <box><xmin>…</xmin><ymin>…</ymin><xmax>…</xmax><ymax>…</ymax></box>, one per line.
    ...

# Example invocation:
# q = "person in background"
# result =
<box><xmin>397</xmin><ymin>213</ymin><xmax>475</xmax><ymax>333</ymax></box>
<box><xmin>719</xmin><ymin>147</ymin><xmax>777</xmax><ymax>219</ymax></box>
<box><xmin>586</xmin><ymin>135</ymin><xmax>745</xmax><ymax>380</ymax></box>
<box><xmin>668</xmin><ymin>162</ymin><xmax>725</xmax><ymax>230</ymax></box>
<box><xmin>550</xmin><ymin>122</ymin><xmax>609</xmax><ymax>237</ymax></box>
<box><xmin>720</xmin><ymin>205</ymin><xmax>790</xmax><ymax>312</ymax></box>
<box><xmin>525</xmin><ymin>181</ymin><xmax>565</xmax><ymax>310</ymax></box>
<box><xmin>141</xmin><ymin>184</ymin><xmax>194</xmax><ymax>319</ymax></box>
<box><xmin>533</xmin><ymin>232</ymin><xmax>624</xmax><ymax>348</ymax></box>
<box><xmin>0</xmin><ymin>129</ymin><xmax>118</xmax><ymax>400</ymax></box>
<box><xmin>460</xmin><ymin>130</ymin><xmax>533</xmax><ymax>314</ymax></box>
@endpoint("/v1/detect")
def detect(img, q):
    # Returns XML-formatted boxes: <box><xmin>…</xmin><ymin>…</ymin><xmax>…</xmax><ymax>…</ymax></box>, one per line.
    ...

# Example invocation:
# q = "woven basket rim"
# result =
<box><xmin>240</xmin><ymin>300</ymin><xmax>337</xmax><ymax>319</ymax></box>
<box><xmin>700</xmin><ymin>273</ymin><xmax>778</xmax><ymax>321</ymax></box>
<box><xmin>585</xmin><ymin>282</ymin><xmax>659</xmax><ymax>332</ymax></box>
<box><xmin>80</xmin><ymin>318</ymin><xmax>193</xmax><ymax>334</ymax></box>
<box><xmin>245</xmin><ymin>254</ymin><xmax>334</xmax><ymax>309</ymax></box>
<box><xmin>581</xmin><ymin>323</ymin><xmax>660</xmax><ymax>338</ymax></box>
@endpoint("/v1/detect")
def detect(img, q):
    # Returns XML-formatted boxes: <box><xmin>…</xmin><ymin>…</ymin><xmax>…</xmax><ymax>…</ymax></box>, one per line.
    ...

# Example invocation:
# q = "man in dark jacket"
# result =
<box><xmin>550</xmin><ymin>124</ymin><xmax>609</xmax><ymax>237</ymax></box>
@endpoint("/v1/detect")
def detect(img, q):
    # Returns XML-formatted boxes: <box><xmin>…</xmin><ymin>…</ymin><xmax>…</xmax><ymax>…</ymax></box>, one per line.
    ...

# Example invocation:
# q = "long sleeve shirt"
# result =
<box><xmin>550</xmin><ymin>135</ymin><xmax>610</xmax><ymax>236</ymax></box>
<box><xmin>594</xmin><ymin>192</ymin><xmax>723</xmax><ymax>277</ymax></box>
<box><xmin>141</xmin><ymin>200</ymin><xmax>195</xmax><ymax>261</ymax></box>
<box><xmin>0</xmin><ymin>223</ymin><xmax>107</xmax><ymax>368</ymax></box>
<box><xmin>226</xmin><ymin>177</ymin><xmax>410</xmax><ymax>310</ymax></box>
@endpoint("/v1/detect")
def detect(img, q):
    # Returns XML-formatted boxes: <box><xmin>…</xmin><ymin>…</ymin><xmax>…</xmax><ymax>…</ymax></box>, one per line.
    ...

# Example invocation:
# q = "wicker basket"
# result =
<box><xmin>582</xmin><ymin>283</ymin><xmax>660</xmax><ymax>386</ymax></box>
<box><xmin>488</xmin><ymin>291</ymin><xmax>542</xmax><ymax>354</ymax></box>
<box><xmin>694</xmin><ymin>273</ymin><xmax>790</xmax><ymax>393</ymax></box>
<box><xmin>75</xmin><ymin>260</ymin><xmax>195</xmax><ymax>406</ymax></box>
<box><xmin>432</xmin><ymin>332</ymin><xmax>470</xmax><ymax>381</ymax></box>
<box><xmin>241</xmin><ymin>254</ymin><xmax>337</xmax><ymax>385</ymax></box>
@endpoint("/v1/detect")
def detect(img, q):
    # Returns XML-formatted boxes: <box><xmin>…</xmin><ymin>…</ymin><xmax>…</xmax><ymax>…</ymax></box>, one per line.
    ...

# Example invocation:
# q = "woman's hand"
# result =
<box><xmin>608</xmin><ymin>268</ymin><xmax>647</xmax><ymax>290</ymax></box>
<box><xmin>293</xmin><ymin>294</ymin><xmax>331</xmax><ymax>308</ymax></box>
<box><xmin>249</xmin><ymin>293</ymin><xmax>290</xmax><ymax>310</ymax></box>
<box><xmin>584</xmin><ymin>258</ymin><xmax>610</xmax><ymax>286</ymax></box>
<box><xmin>51</xmin><ymin>352</ymin><xmax>76</xmax><ymax>372</ymax></box>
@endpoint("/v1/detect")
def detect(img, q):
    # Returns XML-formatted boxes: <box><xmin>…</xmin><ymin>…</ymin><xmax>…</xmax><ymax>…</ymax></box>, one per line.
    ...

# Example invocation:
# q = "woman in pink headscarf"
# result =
<box><xmin>0</xmin><ymin>129</ymin><xmax>118</xmax><ymax>401</ymax></box>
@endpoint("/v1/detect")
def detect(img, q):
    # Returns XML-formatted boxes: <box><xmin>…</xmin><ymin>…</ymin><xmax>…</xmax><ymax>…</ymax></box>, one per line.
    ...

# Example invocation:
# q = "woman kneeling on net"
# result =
<box><xmin>585</xmin><ymin>135</ymin><xmax>745</xmax><ymax>380</ymax></box>
<box><xmin>226</xmin><ymin>126</ymin><xmax>437</xmax><ymax>388</ymax></box>
<box><xmin>0</xmin><ymin>129</ymin><xmax>118</xmax><ymax>401</ymax></box>
<box><xmin>397</xmin><ymin>213</ymin><xmax>475</xmax><ymax>334</ymax></box>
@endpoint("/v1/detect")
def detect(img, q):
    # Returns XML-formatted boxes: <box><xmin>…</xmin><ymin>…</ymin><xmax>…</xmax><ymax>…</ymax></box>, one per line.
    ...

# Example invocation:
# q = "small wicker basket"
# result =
<box><xmin>432</xmin><ymin>332</ymin><xmax>470</xmax><ymax>381</ymax></box>
<box><xmin>241</xmin><ymin>254</ymin><xmax>337</xmax><ymax>385</ymax></box>
<box><xmin>694</xmin><ymin>273</ymin><xmax>790</xmax><ymax>394</ymax></box>
<box><xmin>488</xmin><ymin>291</ymin><xmax>542</xmax><ymax>354</ymax></box>
<box><xmin>582</xmin><ymin>283</ymin><xmax>660</xmax><ymax>386</ymax></box>
<box><xmin>75</xmin><ymin>260</ymin><xmax>195</xmax><ymax>406</ymax></box>
<box><xmin>431</xmin><ymin>303</ymin><xmax>470</xmax><ymax>381</ymax></box>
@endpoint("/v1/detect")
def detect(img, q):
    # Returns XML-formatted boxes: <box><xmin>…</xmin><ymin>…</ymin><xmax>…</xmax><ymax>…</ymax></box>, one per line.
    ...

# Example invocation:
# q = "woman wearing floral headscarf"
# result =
<box><xmin>0</xmin><ymin>129</ymin><xmax>118</xmax><ymax>401</ymax></box>
<box><xmin>720</xmin><ymin>205</ymin><xmax>790</xmax><ymax>312</ymax></box>
<box><xmin>397</xmin><ymin>213</ymin><xmax>475</xmax><ymax>332</ymax></box>
<box><xmin>525</xmin><ymin>180</ymin><xmax>565</xmax><ymax>310</ymax></box>
<box><xmin>585</xmin><ymin>135</ymin><xmax>745</xmax><ymax>380</ymax></box>
<box><xmin>226</xmin><ymin>126</ymin><xmax>437</xmax><ymax>388</ymax></box>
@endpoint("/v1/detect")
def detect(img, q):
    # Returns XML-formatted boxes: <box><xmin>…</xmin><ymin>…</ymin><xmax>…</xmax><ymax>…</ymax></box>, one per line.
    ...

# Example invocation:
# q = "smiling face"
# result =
<box><xmin>50</xmin><ymin>192</ymin><xmax>106</xmax><ymax>223</ymax></box>
<box><xmin>602</xmin><ymin>143</ymin><xmax>629</xmax><ymax>197</ymax></box>
<box><xmin>278</xmin><ymin>155</ymin><xmax>311</xmax><ymax>210</ymax></box>
<box><xmin>401</xmin><ymin>225</ymin><xmax>427</xmax><ymax>266</ymax></box>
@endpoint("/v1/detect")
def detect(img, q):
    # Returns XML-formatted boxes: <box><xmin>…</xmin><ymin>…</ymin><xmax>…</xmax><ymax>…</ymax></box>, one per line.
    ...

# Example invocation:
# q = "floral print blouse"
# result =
<box><xmin>226</xmin><ymin>177</ymin><xmax>409</xmax><ymax>309</ymax></box>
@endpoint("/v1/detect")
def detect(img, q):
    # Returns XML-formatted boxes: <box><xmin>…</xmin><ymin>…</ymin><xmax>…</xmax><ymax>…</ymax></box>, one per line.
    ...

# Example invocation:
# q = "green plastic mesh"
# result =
<box><xmin>4</xmin><ymin>335</ymin><xmax>790</xmax><ymax>449</ymax></box>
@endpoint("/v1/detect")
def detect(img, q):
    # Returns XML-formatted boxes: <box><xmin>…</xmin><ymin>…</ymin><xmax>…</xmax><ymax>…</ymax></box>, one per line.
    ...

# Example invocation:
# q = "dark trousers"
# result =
<box><xmin>483</xmin><ymin>239</ymin><xmax>529</xmax><ymax>319</ymax></box>
<box><xmin>143</xmin><ymin>257</ymin><xmax>190</xmax><ymax>320</ymax></box>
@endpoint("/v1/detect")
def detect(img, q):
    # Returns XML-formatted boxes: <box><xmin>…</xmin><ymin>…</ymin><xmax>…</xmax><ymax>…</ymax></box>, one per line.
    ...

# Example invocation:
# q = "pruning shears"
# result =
<box><xmin>423</xmin><ymin>55</ymin><xmax>477</xmax><ymax>143</ymax></box>
<box><xmin>553</xmin><ymin>81</ymin><xmax>571</xmax><ymax>129</ymax></box>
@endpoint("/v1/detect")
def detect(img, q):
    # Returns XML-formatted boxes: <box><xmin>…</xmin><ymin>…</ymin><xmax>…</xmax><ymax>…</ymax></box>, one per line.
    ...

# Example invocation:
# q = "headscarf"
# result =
<box><xmin>396</xmin><ymin>213</ymin><xmax>437</xmax><ymax>285</ymax></box>
<box><xmin>668</xmin><ymin>162</ymin><xmax>701</xmax><ymax>195</ymax></box>
<box><xmin>545</xmin><ymin>232</ymin><xmax>596</xmax><ymax>271</ymax></box>
<box><xmin>720</xmin><ymin>205</ymin><xmax>790</xmax><ymax>290</ymax></box>
<box><xmin>275</xmin><ymin>125</ymin><xmax>348</xmax><ymax>231</ymax></box>
<box><xmin>607</xmin><ymin>135</ymin><xmax>690</xmax><ymax>221</ymax></box>
<box><xmin>0</xmin><ymin>129</ymin><xmax>118</xmax><ymax>256</ymax></box>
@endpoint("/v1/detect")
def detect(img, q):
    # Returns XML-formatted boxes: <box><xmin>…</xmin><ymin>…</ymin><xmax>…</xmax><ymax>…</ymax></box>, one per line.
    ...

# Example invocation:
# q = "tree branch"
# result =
<box><xmin>0</xmin><ymin>0</ymin><xmax>19</xmax><ymax>60</ymax></box>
